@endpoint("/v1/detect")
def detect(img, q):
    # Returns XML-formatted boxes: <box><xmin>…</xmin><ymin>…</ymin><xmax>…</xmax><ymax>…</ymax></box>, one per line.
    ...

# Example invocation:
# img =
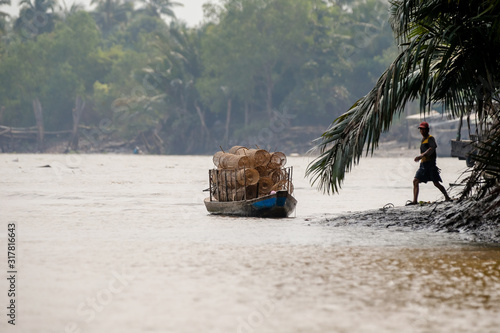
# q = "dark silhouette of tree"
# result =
<box><xmin>14</xmin><ymin>0</ymin><xmax>57</xmax><ymax>39</ymax></box>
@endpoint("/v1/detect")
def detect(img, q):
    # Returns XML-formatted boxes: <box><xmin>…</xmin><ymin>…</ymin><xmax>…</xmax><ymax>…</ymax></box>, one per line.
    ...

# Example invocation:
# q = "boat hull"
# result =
<box><xmin>204</xmin><ymin>191</ymin><xmax>297</xmax><ymax>218</ymax></box>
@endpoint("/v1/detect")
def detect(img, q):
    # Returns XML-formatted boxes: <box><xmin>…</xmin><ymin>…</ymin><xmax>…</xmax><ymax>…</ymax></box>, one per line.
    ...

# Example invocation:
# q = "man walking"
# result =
<box><xmin>410</xmin><ymin>121</ymin><xmax>452</xmax><ymax>205</ymax></box>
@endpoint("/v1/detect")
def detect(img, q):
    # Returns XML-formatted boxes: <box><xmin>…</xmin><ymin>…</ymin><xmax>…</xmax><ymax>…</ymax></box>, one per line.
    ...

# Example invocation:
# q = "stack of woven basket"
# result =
<box><xmin>211</xmin><ymin>146</ymin><xmax>293</xmax><ymax>202</ymax></box>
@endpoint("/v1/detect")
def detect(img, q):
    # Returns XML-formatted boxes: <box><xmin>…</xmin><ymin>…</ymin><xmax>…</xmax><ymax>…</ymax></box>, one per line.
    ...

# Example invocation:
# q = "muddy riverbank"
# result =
<box><xmin>320</xmin><ymin>201</ymin><xmax>500</xmax><ymax>244</ymax></box>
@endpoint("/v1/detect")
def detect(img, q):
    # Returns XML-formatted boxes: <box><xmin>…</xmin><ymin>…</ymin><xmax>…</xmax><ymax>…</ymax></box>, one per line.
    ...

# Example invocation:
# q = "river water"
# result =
<box><xmin>1</xmin><ymin>153</ymin><xmax>499</xmax><ymax>333</ymax></box>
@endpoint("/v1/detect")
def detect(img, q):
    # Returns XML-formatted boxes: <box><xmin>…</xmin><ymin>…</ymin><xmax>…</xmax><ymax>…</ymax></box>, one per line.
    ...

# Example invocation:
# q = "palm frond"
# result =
<box><xmin>307</xmin><ymin>0</ymin><xmax>500</xmax><ymax>194</ymax></box>
<box><xmin>461</xmin><ymin>114</ymin><xmax>500</xmax><ymax>199</ymax></box>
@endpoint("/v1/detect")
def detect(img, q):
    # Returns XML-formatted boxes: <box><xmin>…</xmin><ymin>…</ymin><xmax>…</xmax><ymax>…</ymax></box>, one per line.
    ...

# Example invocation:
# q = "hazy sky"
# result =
<box><xmin>173</xmin><ymin>0</ymin><xmax>218</xmax><ymax>26</ymax></box>
<box><xmin>3</xmin><ymin>0</ymin><xmax>220</xmax><ymax>27</ymax></box>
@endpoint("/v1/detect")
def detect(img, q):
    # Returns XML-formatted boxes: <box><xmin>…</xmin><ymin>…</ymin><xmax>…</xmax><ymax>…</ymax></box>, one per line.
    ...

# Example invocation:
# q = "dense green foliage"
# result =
<box><xmin>0</xmin><ymin>0</ymin><xmax>396</xmax><ymax>154</ymax></box>
<box><xmin>307</xmin><ymin>0</ymin><xmax>500</xmax><ymax>201</ymax></box>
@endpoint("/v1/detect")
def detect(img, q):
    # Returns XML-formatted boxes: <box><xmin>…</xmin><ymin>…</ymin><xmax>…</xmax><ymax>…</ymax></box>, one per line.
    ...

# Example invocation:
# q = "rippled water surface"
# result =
<box><xmin>1</xmin><ymin>154</ymin><xmax>499</xmax><ymax>333</ymax></box>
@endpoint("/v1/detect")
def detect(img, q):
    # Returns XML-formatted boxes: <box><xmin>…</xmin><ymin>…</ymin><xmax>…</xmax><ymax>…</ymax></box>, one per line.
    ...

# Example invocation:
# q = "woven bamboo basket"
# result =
<box><xmin>245</xmin><ymin>149</ymin><xmax>271</xmax><ymax>167</ymax></box>
<box><xmin>255</xmin><ymin>166</ymin><xmax>269</xmax><ymax>177</ymax></box>
<box><xmin>236</xmin><ymin>168</ymin><xmax>260</xmax><ymax>186</ymax></box>
<box><xmin>258</xmin><ymin>176</ymin><xmax>274</xmax><ymax>194</ymax></box>
<box><xmin>268</xmin><ymin>152</ymin><xmax>287</xmax><ymax>169</ymax></box>
<box><xmin>213</xmin><ymin>151</ymin><xmax>224</xmax><ymax>167</ymax></box>
<box><xmin>270</xmin><ymin>168</ymin><xmax>286</xmax><ymax>183</ymax></box>
<box><xmin>215</xmin><ymin>170</ymin><xmax>238</xmax><ymax>189</ymax></box>
<box><xmin>228</xmin><ymin>146</ymin><xmax>248</xmax><ymax>155</ymax></box>
<box><xmin>271</xmin><ymin>179</ymin><xmax>294</xmax><ymax>194</ymax></box>
<box><xmin>245</xmin><ymin>185</ymin><xmax>258</xmax><ymax>200</ymax></box>
<box><xmin>218</xmin><ymin>153</ymin><xmax>252</xmax><ymax>170</ymax></box>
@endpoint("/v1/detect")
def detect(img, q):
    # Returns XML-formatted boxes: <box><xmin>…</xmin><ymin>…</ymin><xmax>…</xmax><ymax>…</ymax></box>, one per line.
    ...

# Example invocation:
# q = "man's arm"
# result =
<box><xmin>414</xmin><ymin>137</ymin><xmax>436</xmax><ymax>162</ymax></box>
<box><xmin>423</xmin><ymin>136</ymin><xmax>438</xmax><ymax>158</ymax></box>
<box><xmin>414</xmin><ymin>147</ymin><xmax>435</xmax><ymax>162</ymax></box>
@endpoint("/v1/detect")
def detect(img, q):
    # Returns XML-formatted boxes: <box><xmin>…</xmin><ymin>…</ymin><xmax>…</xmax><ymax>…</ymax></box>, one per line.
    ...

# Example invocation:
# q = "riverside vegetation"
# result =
<box><xmin>0</xmin><ymin>0</ymin><xmax>397</xmax><ymax>154</ymax></box>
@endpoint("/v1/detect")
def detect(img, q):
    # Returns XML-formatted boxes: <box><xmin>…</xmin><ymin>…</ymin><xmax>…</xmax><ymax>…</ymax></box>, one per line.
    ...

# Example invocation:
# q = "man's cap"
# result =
<box><xmin>418</xmin><ymin>121</ymin><xmax>429</xmax><ymax>129</ymax></box>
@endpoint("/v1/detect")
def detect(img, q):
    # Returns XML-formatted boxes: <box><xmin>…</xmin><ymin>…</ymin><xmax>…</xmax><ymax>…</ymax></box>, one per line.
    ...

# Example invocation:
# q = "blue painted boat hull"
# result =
<box><xmin>204</xmin><ymin>191</ymin><xmax>297</xmax><ymax>218</ymax></box>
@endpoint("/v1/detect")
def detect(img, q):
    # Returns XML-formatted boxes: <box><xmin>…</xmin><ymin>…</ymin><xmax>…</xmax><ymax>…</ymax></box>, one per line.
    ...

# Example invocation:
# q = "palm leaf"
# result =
<box><xmin>307</xmin><ymin>0</ymin><xmax>500</xmax><ymax>194</ymax></box>
<box><xmin>461</xmin><ymin>114</ymin><xmax>500</xmax><ymax>198</ymax></box>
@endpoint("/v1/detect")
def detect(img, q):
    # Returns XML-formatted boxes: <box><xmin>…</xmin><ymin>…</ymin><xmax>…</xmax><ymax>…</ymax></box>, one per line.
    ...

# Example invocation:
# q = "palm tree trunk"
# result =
<box><xmin>195</xmin><ymin>102</ymin><xmax>211</xmax><ymax>143</ymax></box>
<box><xmin>225</xmin><ymin>98</ymin><xmax>232</xmax><ymax>143</ymax></box>
<box><xmin>68</xmin><ymin>96</ymin><xmax>85</xmax><ymax>151</ymax></box>
<box><xmin>32</xmin><ymin>97</ymin><xmax>44</xmax><ymax>152</ymax></box>
<box><xmin>244</xmin><ymin>102</ymin><xmax>249</xmax><ymax>127</ymax></box>
<box><xmin>266</xmin><ymin>71</ymin><xmax>274</xmax><ymax>118</ymax></box>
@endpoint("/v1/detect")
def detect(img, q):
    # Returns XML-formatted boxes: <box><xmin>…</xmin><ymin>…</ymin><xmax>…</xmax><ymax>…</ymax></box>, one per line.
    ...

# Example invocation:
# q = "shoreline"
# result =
<box><xmin>319</xmin><ymin>201</ymin><xmax>500</xmax><ymax>244</ymax></box>
<box><xmin>0</xmin><ymin>135</ymin><xmax>420</xmax><ymax>156</ymax></box>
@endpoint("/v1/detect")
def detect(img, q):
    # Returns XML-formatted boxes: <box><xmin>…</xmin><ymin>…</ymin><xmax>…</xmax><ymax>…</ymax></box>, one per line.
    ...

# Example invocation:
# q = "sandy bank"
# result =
<box><xmin>321</xmin><ymin>201</ymin><xmax>500</xmax><ymax>244</ymax></box>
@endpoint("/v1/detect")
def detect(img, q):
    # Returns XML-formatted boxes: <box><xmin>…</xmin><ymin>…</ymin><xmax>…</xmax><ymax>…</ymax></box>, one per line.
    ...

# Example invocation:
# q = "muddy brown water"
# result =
<box><xmin>1</xmin><ymin>154</ymin><xmax>499</xmax><ymax>333</ymax></box>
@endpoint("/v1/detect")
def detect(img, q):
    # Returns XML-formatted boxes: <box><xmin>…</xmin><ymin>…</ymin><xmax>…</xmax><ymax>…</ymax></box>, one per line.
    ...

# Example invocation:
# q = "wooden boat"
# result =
<box><xmin>204</xmin><ymin>190</ymin><xmax>297</xmax><ymax>218</ymax></box>
<box><xmin>204</xmin><ymin>166</ymin><xmax>297</xmax><ymax>218</ymax></box>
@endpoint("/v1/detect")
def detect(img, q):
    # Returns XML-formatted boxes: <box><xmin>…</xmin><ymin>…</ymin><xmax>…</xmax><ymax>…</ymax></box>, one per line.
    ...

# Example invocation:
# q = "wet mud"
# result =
<box><xmin>322</xmin><ymin>201</ymin><xmax>500</xmax><ymax>244</ymax></box>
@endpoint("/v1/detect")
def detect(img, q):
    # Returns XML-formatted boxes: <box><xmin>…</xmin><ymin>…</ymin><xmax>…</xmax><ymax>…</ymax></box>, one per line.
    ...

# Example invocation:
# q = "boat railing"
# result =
<box><xmin>209</xmin><ymin>166</ymin><xmax>293</xmax><ymax>202</ymax></box>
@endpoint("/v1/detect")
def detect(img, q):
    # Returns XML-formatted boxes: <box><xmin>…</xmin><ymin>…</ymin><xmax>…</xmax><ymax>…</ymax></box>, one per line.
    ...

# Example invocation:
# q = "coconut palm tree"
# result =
<box><xmin>114</xmin><ymin>22</ymin><xmax>208</xmax><ymax>154</ymax></box>
<box><xmin>91</xmin><ymin>0</ymin><xmax>133</xmax><ymax>36</ymax></box>
<box><xmin>136</xmin><ymin>0</ymin><xmax>182</xmax><ymax>19</ymax></box>
<box><xmin>14</xmin><ymin>0</ymin><xmax>57</xmax><ymax>38</ymax></box>
<box><xmin>59</xmin><ymin>0</ymin><xmax>84</xmax><ymax>21</ymax></box>
<box><xmin>306</xmin><ymin>0</ymin><xmax>500</xmax><ymax>199</ymax></box>
<box><xmin>0</xmin><ymin>0</ymin><xmax>11</xmax><ymax>35</ymax></box>
<box><xmin>147</xmin><ymin>23</ymin><xmax>209</xmax><ymax>153</ymax></box>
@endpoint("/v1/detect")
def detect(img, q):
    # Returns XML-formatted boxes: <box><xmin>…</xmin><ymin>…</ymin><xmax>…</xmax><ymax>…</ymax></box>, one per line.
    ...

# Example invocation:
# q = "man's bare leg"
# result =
<box><xmin>433</xmin><ymin>181</ymin><xmax>452</xmax><ymax>201</ymax></box>
<box><xmin>413</xmin><ymin>178</ymin><xmax>420</xmax><ymax>203</ymax></box>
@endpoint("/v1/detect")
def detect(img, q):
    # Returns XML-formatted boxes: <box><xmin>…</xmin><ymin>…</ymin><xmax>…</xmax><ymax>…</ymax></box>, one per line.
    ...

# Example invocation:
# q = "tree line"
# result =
<box><xmin>0</xmin><ymin>0</ymin><xmax>396</xmax><ymax>154</ymax></box>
